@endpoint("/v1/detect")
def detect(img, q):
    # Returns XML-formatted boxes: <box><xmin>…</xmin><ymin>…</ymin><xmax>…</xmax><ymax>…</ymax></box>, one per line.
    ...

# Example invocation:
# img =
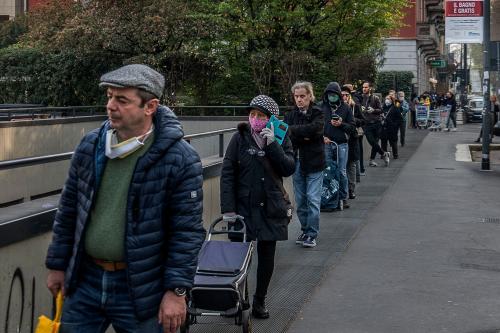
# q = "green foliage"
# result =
<box><xmin>375</xmin><ymin>71</ymin><xmax>414</xmax><ymax>98</ymax></box>
<box><xmin>0</xmin><ymin>0</ymin><xmax>408</xmax><ymax>106</ymax></box>
<box><xmin>0</xmin><ymin>16</ymin><xmax>28</xmax><ymax>48</ymax></box>
<box><xmin>0</xmin><ymin>47</ymin><xmax>121</xmax><ymax>105</ymax></box>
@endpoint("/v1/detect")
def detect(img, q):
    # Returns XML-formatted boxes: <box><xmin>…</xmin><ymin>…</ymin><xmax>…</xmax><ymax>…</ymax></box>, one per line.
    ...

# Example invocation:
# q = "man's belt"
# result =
<box><xmin>91</xmin><ymin>257</ymin><xmax>127</xmax><ymax>271</ymax></box>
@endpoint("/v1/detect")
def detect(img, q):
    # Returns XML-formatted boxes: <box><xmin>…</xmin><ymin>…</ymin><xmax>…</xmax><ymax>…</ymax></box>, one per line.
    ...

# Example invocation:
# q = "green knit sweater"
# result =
<box><xmin>84</xmin><ymin>134</ymin><xmax>154</xmax><ymax>261</ymax></box>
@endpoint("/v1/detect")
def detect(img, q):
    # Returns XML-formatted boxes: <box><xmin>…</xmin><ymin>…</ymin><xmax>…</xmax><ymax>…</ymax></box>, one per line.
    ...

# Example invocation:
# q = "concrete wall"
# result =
<box><xmin>0</xmin><ymin>0</ymin><xmax>16</xmax><ymax>18</ymax></box>
<box><xmin>0</xmin><ymin>117</ymin><xmax>242</xmax><ymax>205</ymax></box>
<box><xmin>380</xmin><ymin>39</ymin><xmax>418</xmax><ymax>79</ymax></box>
<box><xmin>0</xmin><ymin>172</ymin><xmax>295</xmax><ymax>332</ymax></box>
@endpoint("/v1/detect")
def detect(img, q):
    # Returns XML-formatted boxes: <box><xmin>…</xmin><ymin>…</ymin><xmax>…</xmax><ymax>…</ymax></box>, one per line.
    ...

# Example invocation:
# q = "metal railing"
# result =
<box><xmin>0</xmin><ymin>106</ymin><xmax>106</xmax><ymax>121</ymax></box>
<box><xmin>0</xmin><ymin>105</ymin><xmax>293</xmax><ymax>120</ymax></box>
<box><xmin>0</xmin><ymin>128</ymin><xmax>237</xmax><ymax>171</ymax></box>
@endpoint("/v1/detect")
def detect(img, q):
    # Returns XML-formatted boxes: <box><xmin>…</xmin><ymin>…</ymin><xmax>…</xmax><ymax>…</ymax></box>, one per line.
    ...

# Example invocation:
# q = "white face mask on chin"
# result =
<box><xmin>105</xmin><ymin>126</ymin><xmax>154</xmax><ymax>159</ymax></box>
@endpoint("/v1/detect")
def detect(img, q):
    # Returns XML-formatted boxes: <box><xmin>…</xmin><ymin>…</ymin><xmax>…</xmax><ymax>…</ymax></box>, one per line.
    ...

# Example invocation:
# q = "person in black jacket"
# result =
<box><xmin>444</xmin><ymin>91</ymin><xmax>458</xmax><ymax>131</ymax></box>
<box><xmin>284</xmin><ymin>81</ymin><xmax>325</xmax><ymax>248</ymax></box>
<box><xmin>44</xmin><ymin>65</ymin><xmax>205</xmax><ymax>333</ymax></box>
<box><xmin>221</xmin><ymin>95</ymin><xmax>295</xmax><ymax>319</ymax></box>
<box><xmin>361</xmin><ymin>81</ymin><xmax>390</xmax><ymax>167</ymax></box>
<box><xmin>342</xmin><ymin>85</ymin><xmax>363</xmax><ymax>199</ymax></box>
<box><xmin>380</xmin><ymin>94</ymin><xmax>403</xmax><ymax>160</ymax></box>
<box><xmin>321</xmin><ymin>82</ymin><xmax>355</xmax><ymax>209</ymax></box>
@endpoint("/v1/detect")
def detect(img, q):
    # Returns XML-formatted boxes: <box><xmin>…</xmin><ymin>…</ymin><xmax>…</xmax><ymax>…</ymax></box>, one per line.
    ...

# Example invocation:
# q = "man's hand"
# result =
<box><xmin>323</xmin><ymin>136</ymin><xmax>333</xmax><ymax>144</ymax></box>
<box><xmin>158</xmin><ymin>290</ymin><xmax>186</xmax><ymax>333</ymax></box>
<box><xmin>47</xmin><ymin>270</ymin><xmax>65</xmax><ymax>297</ymax></box>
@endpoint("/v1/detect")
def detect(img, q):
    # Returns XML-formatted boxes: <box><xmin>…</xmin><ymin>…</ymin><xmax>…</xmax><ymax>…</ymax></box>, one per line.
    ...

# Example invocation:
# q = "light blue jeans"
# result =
<box><xmin>60</xmin><ymin>258</ymin><xmax>162</xmax><ymax>333</ymax></box>
<box><xmin>292</xmin><ymin>160</ymin><xmax>324</xmax><ymax>239</ymax></box>
<box><xmin>324</xmin><ymin>142</ymin><xmax>348</xmax><ymax>201</ymax></box>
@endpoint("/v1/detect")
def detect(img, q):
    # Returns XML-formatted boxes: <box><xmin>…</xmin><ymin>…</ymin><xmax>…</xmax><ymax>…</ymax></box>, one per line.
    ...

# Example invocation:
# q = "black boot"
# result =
<box><xmin>252</xmin><ymin>296</ymin><xmax>270</xmax><ymax>319</ymax></box>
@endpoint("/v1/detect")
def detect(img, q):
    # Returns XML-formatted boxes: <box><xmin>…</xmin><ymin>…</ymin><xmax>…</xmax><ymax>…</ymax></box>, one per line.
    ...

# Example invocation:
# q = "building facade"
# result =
<box><xmin>0</xmin><ymin>0</ymin><xmax>45</xmax><ymax>21</ymax></box>
<box><xmin>379</xmin><ymin>0</ymin><xmax>446</xmax><ymax>94</ymax></box>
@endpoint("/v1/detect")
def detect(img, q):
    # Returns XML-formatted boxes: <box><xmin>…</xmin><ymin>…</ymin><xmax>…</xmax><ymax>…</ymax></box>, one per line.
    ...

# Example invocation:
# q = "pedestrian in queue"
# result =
<box><xmin>444</xmin><ymin>91</ymin><xmax>457</xmax><ymax>132</ymax></box>
<box><xmin>397</xmin><ymin>91</ymin><xmax>410</xmax><ymax>147</ymax></box>
<box><xmin>475</xmin><ymin>95</ymin><xmax>500</xmax><ymax>143</ymax></box>
<box><xmin>341</xmin><ymin>85</ymin><xmax>363</xmax><ymax>199</ymax></box>
<box><xmin>321</xmin><ymin>82</ymin><xmax>355</xmax><ymax>209</ymax></box>
<box><xmin>380</xmin><ymin>94</ymin><xmax>403</xmax><ymax>160</ymax></box>
<box><xmin>284</xmin><ymin>81</ymin><xmax>325</xmax><ymax>248</ymax></box>
<box><xmin>361</xmin><ymin>81</ymin><xmax>390</xmax><ymax>167</ymax></box>
<box><xmin>410</xmin><ymin>93</ymin><xmax>419</xmax><ymax>128</ymax></box>
<box><xmin>44</xmin><ymin>64</ymin><xmax>206</xmax><ymax>333</ymax></box>
<box><xmin>344</xmin><ymin>83</ymin><xmax>366</xmax><ymax>179</ymax></box>
<box><xmin>221</xmin><ymin>95</ymin><xmax>295</xmax><ymax>319</ymax></box>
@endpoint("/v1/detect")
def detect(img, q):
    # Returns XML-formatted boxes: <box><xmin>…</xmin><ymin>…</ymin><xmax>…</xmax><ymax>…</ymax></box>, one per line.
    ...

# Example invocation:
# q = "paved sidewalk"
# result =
<box><xmin>287</xmin><ymin>124</ymin><xmax>500</xmax><ymax>333</ymax></box>
<box><xmin>190</xmin><ymin>128</ymin><xmax>429</xmax><ymax>332</ymax></box>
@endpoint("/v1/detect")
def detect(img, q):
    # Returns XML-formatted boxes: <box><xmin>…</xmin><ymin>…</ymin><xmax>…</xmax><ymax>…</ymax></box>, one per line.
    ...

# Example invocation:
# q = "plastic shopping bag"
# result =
<box><xmin>35</xmin><ymin>291</ymin><xmax>63</xmax><ymax>333</ymax></box>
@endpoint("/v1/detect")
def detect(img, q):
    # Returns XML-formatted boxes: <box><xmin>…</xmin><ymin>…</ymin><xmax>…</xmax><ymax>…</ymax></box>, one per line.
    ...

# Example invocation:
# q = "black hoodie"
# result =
<box><xmin>320</xmin><ymin>82</ymin><xmax>355</xmax><ymax>144</ymax></box>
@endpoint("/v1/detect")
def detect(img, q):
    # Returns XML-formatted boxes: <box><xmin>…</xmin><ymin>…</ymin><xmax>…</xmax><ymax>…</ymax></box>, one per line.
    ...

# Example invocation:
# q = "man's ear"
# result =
<box><xmin>144</xmin><ymin>99</ymin><xmax>159</xmax><ymax>116</ymax></box>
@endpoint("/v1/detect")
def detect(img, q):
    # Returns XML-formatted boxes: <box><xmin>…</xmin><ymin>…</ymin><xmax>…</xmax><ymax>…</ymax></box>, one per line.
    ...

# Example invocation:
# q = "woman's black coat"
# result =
<box><xmin>381</xmin><ymin>104</ymin><xmax>403</xmax><ymax>142</ymax></box>
<box><xmin>220</xmin><ymin>123</ymin><xmax>296</xmax><ymax>241</ymax></box>
<box><xmin>348</xmin><ymin>103</ymin><xmax>364</xmax><ymax>162</ymax></box>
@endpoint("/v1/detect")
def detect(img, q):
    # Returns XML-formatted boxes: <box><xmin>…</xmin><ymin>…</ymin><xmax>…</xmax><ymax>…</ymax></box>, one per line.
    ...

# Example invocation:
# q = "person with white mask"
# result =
<box><xmin>45</xmin><ymin>64</ymin><xmax>205</xmax><ymax>333</ymax></box>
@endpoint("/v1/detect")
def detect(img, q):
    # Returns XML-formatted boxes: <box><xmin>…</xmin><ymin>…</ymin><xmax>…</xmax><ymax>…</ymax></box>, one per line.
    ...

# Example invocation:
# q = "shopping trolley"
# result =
<box><xmin>182</xmin><ymin>216</ymin><xmax>253</xmax><ymax>333</ymax></box>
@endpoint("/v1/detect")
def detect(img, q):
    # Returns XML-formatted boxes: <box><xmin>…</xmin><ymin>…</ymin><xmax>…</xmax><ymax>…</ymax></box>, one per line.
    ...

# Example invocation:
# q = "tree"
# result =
<box><xmin>0</xmin><ymin>0</ymin><xmax>409</xmax><ymax>106</ymax></box>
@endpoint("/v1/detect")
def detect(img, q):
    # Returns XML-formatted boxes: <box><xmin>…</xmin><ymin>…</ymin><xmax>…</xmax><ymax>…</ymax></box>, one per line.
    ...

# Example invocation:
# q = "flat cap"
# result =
<box><xmin>99</xmin><ymin>64</ymin><xmax>165</xmax><ymax>98</ymax></box>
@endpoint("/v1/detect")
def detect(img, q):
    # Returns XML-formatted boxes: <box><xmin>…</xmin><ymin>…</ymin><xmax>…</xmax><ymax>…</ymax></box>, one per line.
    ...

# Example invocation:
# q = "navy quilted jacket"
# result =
<box><xmin>45</xmin><ymin>106</ymin><xmax>206</xmax><ymax>320</ymax></box>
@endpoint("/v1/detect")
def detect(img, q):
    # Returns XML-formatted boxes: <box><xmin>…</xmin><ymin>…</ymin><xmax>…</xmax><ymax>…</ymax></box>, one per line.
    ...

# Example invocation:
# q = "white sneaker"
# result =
<box><xmin>451</xmin><ymin>128</ymin><xmax>457</xmax><ymax>132</ymax></box>
<box><xmin>369</xmin><ymin>160</ymin><xmax>378</xmax><ymax>167</ymax></box>
<box><xmin>383</xmin><ymin>152</ymin><xmax>390</xmax><ymax>167</ymax></box>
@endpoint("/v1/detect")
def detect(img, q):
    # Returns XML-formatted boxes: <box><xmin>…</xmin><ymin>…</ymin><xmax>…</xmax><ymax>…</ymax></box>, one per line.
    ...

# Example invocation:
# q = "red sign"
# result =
<box><xmin>446</xmin><ymin>1</ymin><xmax>483</xmax><ymax>17</ymax></box>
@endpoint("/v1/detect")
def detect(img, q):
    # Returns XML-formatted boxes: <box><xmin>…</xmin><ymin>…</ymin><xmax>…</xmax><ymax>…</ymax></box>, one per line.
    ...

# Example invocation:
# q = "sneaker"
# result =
<box><xmin>360</xmin><ymin>171</ymin><xmax>366</xmax><ymax>176</ymax></box>
<box><xmin>474</xmin><ymin>138</ymin><xmax>480</xmax><ymax>143</ymax></box>
<box><xmin>342</xmin><ymin>200</ymin><xmax>350</xmax><ymax>208</ymax></box>
<box><xmin>349</xmin><ymin>193</ymin><xmax>356</xmax><ymax>199</ymax></box>
<box><xmin>369</xmin><ymin>160</ymin><xmax>378</xmax><ymax>167</ymax></box>
<box><xmin>451</xmin><ymin>128</ymin><xmax>457</xmax><ymax>132</ymax></box>
<box><xmin>383</xmin><ymin>152</ymin><xmax>390</xmax><ymax>167</ymax></box>
<box><xmin>296</xmin><ymin>233</ymin><xmax>306</xmax><ymax>244</ymax></box>
<box><xmin>302</xmin><ymin>236</ymin><xmax>317</xmax><ymax>248</ymax></box>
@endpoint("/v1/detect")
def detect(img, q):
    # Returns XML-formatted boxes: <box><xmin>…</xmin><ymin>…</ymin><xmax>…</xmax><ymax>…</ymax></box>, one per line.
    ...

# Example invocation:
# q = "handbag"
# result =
<box><xmin>35</xmin><ymin>291</ymin><xmax>63</xmax><ymax>333</ymax></box>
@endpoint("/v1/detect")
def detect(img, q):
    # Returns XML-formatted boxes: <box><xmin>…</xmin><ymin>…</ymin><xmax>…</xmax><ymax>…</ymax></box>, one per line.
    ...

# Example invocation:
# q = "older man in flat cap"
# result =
<box><xmin>45</xmin><ymin>64</ymin><xmax>205</xmax><ymax>333</ymax></box>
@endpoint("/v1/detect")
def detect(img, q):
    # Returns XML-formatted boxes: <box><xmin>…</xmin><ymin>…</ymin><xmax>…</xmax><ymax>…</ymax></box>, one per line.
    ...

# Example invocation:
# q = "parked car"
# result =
<box><xmin>463</xmin><ymin>97</ymin><xmax>484</xmax><ymax>123</ymax></box>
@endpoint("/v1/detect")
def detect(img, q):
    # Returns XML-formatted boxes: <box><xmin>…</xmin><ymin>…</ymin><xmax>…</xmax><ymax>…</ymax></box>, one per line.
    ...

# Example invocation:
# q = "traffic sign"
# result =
<box><xmin>430</xmin><ymin>60</ymin><xmax>447</xmax><ymax>68</ymax></box>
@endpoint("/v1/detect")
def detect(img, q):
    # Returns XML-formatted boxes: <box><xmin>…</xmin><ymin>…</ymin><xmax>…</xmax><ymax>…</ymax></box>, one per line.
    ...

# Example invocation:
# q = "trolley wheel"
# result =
<box><xmin>242</xmin><ymin>309</ymin><xmax>252</xmax><ymax>333</ymax></box>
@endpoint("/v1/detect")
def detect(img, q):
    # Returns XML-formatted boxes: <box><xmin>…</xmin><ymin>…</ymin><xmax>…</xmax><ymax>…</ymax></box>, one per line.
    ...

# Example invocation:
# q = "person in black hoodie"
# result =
<box><xmin>284</xmin><ymin>81</ymin><xmax>325</xmax><ymax>248</ymax></box>
<box><xmin>221</xmin><ymin>95</ymin><xmax>295</xmax><ymax>319</ymax></box>
<box><xmin>321</xmin><ymin>82</ymin><xmax>355</xmax><ymax>209</ymax></box>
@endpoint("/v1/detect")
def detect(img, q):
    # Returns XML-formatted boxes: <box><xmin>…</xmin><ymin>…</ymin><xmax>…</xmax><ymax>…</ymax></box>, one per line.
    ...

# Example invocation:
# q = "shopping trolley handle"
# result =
<box><xmin>207</xmin><ymin>216</ymin><xmax>248</xmax><ymax>242</ymax></box>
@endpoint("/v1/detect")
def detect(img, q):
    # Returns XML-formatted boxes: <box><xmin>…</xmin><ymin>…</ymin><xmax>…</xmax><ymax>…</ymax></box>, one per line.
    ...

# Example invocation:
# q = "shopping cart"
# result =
<box><xmin>428</xmin><ymin>108</ymin><xmax>441</xmax><ymax>131</ymax></box>
<box><xmin>182</xmin><ymin>216</ymin><xmax>253</xmax><ymax>333</ymax></box>
<box><xmin>416</xmin><ymin>104</ymin><xmax>429</xmax><ymax>129</ymax></box>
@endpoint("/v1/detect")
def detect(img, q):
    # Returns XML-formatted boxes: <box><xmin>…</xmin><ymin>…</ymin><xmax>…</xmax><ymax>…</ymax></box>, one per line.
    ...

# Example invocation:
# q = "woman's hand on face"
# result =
<box><xmin>260</xmin><ymin>123</ymin><xmax>275</xmax><ymax>145</ymax></box>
